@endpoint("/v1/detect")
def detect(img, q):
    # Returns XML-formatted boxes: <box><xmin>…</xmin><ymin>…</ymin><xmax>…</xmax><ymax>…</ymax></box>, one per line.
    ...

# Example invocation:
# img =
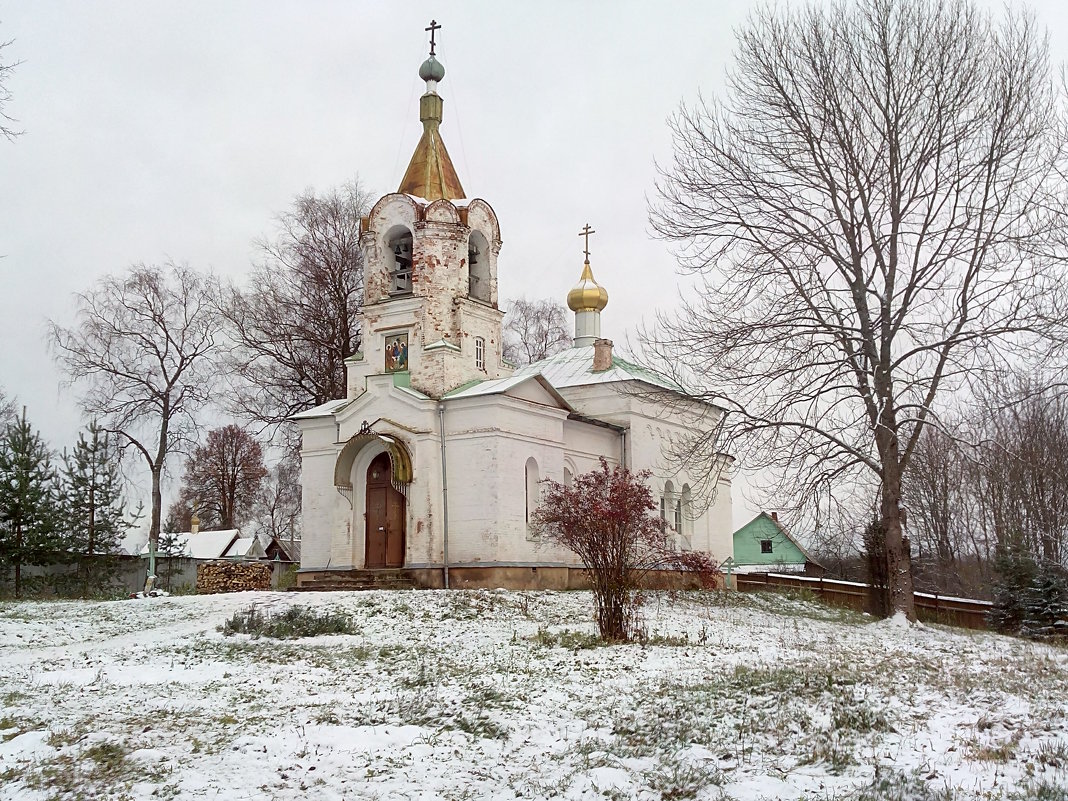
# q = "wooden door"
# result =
<box><xmin>365</xmin><ymin>452</ymin><xmax>405</xmax><ymax>569</ymax></box>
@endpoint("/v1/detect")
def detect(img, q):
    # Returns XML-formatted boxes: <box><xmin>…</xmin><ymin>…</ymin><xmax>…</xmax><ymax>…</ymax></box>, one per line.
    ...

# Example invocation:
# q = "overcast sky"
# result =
<box><xmin>2</xmin><ymin>1</ymin><xmax>1067</xmax><ymax>527</ymax></box>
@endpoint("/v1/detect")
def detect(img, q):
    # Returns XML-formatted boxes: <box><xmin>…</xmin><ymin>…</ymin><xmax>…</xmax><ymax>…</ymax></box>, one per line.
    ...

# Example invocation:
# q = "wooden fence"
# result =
<box><xmin>735</xmin><ymin>572</ymin><xmax>993</xmax><ymax>630</ymax></box>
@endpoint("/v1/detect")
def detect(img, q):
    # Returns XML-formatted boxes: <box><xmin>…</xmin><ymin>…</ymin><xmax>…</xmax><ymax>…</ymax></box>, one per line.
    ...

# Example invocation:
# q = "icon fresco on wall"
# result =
<box><xmin>385</xmin><ymin>334</ymin><xmax>409</xmax><ymax>372</ymax></box>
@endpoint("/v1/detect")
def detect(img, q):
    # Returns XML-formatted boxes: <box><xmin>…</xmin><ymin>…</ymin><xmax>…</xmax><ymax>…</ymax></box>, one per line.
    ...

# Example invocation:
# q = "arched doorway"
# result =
<box><xmin>365</xmin><ymin>452</ymin><xmax>406</xmax><ymax>568</ymax></box>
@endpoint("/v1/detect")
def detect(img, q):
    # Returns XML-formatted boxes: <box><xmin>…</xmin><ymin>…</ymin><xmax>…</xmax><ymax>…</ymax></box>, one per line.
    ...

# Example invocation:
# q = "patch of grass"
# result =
<box><xmin>452</xmin><ymin>713</ymin><xmax>509</xmax><ymax>740</ymax></box>
<box><xmin>798</xmin><ymin>730</ymin><xmax>856</xmax><ymax>773</ymax></box>
<box><xmin>2</xmin><ymin>690</ymin><xmax>29</xmax><ymax>706</ymax></box>
<box><xmin>25</xmin><ymin>740</ymin><xmax>137</xmax><ymax>801</ymax></box>
<box><xmin>0</xmin><ymin>765</ymin><xmax>22</xmax><ymax>783</ymax></box>
<box><xmin>313</xmin><ymin>708</ymin><xmax>341</xmax><ymax>725</ymax></box>
<box><xmin>644</xmin><ymin>757</ymin><xmax>722</xmax><ymax>800</ymax></box>
<box><xmin>46</xmin><ymin>724</ymin><xmax>88</xmax><ymax>748</ymax></box>
<box><xmin>529</xmin><ymin>626</ymin><xmax>606</xmax><ymax>650</ymax></box>
<box><xmin>831</xmin><ymin>697</ymin><xmax>892</xmax><ymax>734</ymax></box>
<box><xmin>697</xmin><ymin>587</ymin><xmax>872</xmax><ymax>626</ymax></box>
<box><xmin>639</xmin><ymin>632</ymin><xmax>698</xmax><ymax>647</ymax></box>
<box><xmin>1007</xmin><ymin>781</ymin><xmax>1068</xmax><ymax>801</ymax></box>
<box><xmin>855</xmin><ymin>768</ymin><xmax>957</xmax><ymax>801</ymax></box>
<box><xmin>1034</xmin><ymin>739</ymin><xmax>1068</xmax><ymax>768</ymax></box>
<box><xmin>964</xmin><ymin>727</ymin><xmax>1023</xmax><ymax>763</ymax></box>
<box><xmin>219</xmin><ymin>605</ymin><xmax>356</xmax><ymax>639</ymax></box>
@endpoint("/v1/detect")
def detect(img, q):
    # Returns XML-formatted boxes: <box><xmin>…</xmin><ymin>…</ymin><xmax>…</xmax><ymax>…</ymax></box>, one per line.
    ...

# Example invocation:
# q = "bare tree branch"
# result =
<box><xmin>503</xmin><ymin>297</ymin><xmax>572</xmax><ymax>366</ymax></box>
<box><xmin>0</xmin><ymin>36</ymin><xmax>22</xmax><ymax>142</ymax></box>
<box><xmin>217</xmin><ymin>180</ymin><xmax>369</xmax><ymax>448</ymax></box>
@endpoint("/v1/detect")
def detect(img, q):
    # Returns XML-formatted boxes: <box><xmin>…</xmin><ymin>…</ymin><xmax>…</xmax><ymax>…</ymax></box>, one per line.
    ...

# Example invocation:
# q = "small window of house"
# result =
<box><xmin>761</xmin><ymin>539</ymin><xmax>773</xmax><ymax>554</ymax></box>
<box><xmin>475</xmin><ymin>336</ymin><xmax>485</xmax><ymax>370</ymax></box>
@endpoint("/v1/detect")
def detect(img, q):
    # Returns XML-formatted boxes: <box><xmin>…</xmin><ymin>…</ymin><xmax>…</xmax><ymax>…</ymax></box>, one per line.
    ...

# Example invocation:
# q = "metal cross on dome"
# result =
<box><xmin>578</xmin><ymin>223</ymin><xmax>596</xmax><ymax>261</ymax></box>
<box><xmin>425</xmin><ymin>20</ymin><xmax>441</xmax><ymax>56</ymax></box>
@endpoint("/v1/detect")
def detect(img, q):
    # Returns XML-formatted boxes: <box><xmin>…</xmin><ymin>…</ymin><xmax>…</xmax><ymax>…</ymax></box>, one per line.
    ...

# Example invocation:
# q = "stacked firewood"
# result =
<box><xmin>196</xmin><ymin>561</ymin><xmax>271</xmax><ymax>594</ymax></box>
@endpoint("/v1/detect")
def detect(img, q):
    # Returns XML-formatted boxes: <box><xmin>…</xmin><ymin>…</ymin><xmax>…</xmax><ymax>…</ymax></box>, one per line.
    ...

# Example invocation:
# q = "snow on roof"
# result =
<box><xmin>224</xmin><ymin>537</ymin><xmax>260</xmax><ymax>559</ymax></box>
<box><xmin>514</xmin><ymin>346</ymin><xmax>685</xmax><ymax>393</ymax></box>
<box><xmin>442</xmin><ymin>373</ymin><xmax>574</xmax><ymax>410</ymax></box>
<box><xmin>395</xmin><ymin>385</ymin><xmax>431</xmax><ymax>400</ymax></box>
<box><xmin>732</xmin><ymin>563</ymin><xmax>809</xmax><ymax>575</ymax></box>
<box><xmin>139</xmin><ymin>529</ymin><xmax>241</xmax><ymax>560</ymax></box>
<box><xmin>291</xmin><ymin>398</ymin><xmax>352</xmax><ymax>420</ymax></box>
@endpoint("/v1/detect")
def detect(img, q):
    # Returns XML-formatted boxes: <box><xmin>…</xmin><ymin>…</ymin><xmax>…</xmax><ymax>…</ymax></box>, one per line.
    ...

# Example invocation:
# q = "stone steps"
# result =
<box><xmin>290</xmin><ymin>569</ymin><xmax>417</xmax><ymax>592</ymax></box>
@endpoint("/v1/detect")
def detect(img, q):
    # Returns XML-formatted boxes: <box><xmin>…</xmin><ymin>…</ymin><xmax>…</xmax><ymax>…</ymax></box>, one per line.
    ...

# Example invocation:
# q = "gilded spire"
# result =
<box><xmin>398</xmin><ymin>21</ymin><xmax>466</xmax><ymax>201</ymax></box>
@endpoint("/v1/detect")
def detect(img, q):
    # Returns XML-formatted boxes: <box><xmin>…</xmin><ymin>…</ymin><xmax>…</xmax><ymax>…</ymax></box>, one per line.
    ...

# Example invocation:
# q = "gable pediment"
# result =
<box><xmin>443</xmin><ymin>374</ymin><xmax>573</xmax><ymax>412</ymax></box>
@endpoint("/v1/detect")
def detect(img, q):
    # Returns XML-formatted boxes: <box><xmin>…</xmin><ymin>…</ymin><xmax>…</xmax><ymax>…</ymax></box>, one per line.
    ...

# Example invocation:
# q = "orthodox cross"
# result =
<box><xmin>578</xmin><ymin>223</ymin><xmax>596</xmax><ymax>261</ymax></box>
<box><xmin>426</xmin><ymin>20</ymin><xmax>441</xmax><ymax>56</ymax></box>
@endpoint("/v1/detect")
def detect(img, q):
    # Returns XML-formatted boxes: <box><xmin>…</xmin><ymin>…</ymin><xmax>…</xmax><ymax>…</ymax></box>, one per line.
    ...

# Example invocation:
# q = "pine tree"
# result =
<box><xmin>988</xmin><ymin>545</ymin><xmax>1038</xmax><ymax>634</ymax></box>
<box><xmin>1020</xmin><ymin>561</ymin><xmax>1068</xmax><ymax>640</ymax></box>
<box><xmin>60</xmin><ymin>423</ymin><xmax>131</xmax><ymax>596</ymax></box>
<box><xmin>0</xmin><ymin>408</ymin><xmax>60</xmax><ymax>597</ymax></box>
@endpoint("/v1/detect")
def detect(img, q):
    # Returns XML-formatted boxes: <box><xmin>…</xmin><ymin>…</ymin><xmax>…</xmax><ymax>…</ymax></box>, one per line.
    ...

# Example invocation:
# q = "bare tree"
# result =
<box><xmin>503</xmin><ymin>297</ymin><xmax>572</xmax><ymax>366</ymax></box>
<box><xmin>902</xmin><ymin>376</ymin><xmax>1068</xmax><ymax>596</ymax></box>
<box><xmin>177</xmin><ymin>425</ymin><xmax>267</xmax><ymax>530</ymax></box>
<box><xmin>0</xmin><ymin>36</ymin><xmax>22</xmax><ymax>141</ymax></box>
<box><xmin>648</xmin><ymin>0</ymin><xmax>1068</xmax><ymax>619</ymax></box>
<box><xmin>49</xmin><ymin>263</ymin><xmax>220</xmax><ymax>585</ymax></box>
<box><xmin>218</xmin><ymin>181</ymin><xmax>369</xmax><ymax>447</ymax></box>
<box><xmin>253</xmin><ymin>452</ymin><xmax>302</xmax><ymax>553</ymax></box>
<box><xmin>975</xmin><ymin>376</ymin><xmax>1068</xmax><ymax>566</ymax></box>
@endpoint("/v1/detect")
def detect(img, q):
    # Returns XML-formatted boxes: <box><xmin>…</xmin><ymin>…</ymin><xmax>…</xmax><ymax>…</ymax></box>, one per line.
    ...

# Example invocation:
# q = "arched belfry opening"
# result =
<box><xmin>387</xmin><ymin>225</ymin><xmax>414</xmax><ymax>296</ymax></box>
<box><xmin>468</xmin><ymin>230</ymin><xmax>491</xmax><ymax>303</ymax></box>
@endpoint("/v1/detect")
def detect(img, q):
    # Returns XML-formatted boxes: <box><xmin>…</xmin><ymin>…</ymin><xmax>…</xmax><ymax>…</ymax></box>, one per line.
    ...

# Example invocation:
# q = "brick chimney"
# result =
<box><xmin>593</xmin><ymin>338</ymin><xmax>613</xmax><ymax>372</ymax></box>
<box><xmin>770</xmin><ymin>511</ymin><xmax>778</xmax><ymax>522</ymax></box>
<box><xmin>190</xmin><ymin>511</ymin><xmax>200</xmax><ymax>535</ymax></box>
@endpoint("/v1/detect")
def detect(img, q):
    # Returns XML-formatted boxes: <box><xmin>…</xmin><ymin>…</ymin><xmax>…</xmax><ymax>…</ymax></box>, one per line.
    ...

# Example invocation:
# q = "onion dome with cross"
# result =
<box><xmin>568</xmin><ymin>224</ymin><xmax>609</xmax><ymax>313</ymax></box>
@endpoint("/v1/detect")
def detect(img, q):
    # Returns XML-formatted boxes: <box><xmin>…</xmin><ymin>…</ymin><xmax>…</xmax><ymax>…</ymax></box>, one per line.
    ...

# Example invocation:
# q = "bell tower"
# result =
<box><xmin>347</xmin><ymin>22</ymin><xmax>511</xmax><ymax>400</ymax></box>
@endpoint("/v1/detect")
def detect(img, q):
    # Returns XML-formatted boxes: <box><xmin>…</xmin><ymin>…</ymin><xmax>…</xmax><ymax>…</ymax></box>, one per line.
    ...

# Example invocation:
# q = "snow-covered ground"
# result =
<box><xmin>0</xmin><ymin>589</ymin><xmax>1065</xmax><ymax>800</ymax></box>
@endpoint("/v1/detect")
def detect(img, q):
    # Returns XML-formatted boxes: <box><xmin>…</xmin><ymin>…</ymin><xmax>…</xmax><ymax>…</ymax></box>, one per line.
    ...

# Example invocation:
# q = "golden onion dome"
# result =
<box><xmin>567</xmin><ymin>260</ymin><xmax>609</xmax><ymax>312</ymax></box>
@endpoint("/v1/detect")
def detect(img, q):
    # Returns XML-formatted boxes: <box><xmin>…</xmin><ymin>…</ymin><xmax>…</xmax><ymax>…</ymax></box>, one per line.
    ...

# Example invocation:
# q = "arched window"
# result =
<box><xmin>525</xmin><ymin>457</ymin><xmax>540</xmax><ymax>539</ymax></box>
<box><xmin>468</xmin><ymin>231</ymin><xmax>491</xmax><ymax>303</ymax></box>
<box><xmin>563</xmin><ymin>467</ymin><xmax>573</xmax><ymax>487</ymax></box>
<box><xmin>680</xmin><ymin>484</ymin><xmax>693</xmax><ymax>550</ymax></box>
<box><xmin>662</xmin><ymin>480</ymin><xmax>675</xmax><ymax>528</ymax></box>
<box><xmin>475</xmin><ymin>336</ymin><xmax>486</xmax><ymax>371</ymax></box>
<box><xmin>387</xmin><ymin>227</ymin><xmax>413</xmax><ymax>296</ymax></box>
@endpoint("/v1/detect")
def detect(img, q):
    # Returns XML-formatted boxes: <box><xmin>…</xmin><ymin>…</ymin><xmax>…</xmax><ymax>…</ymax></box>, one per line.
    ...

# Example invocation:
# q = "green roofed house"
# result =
<box><xmin>732</xmin><ymin>512</ymin><xmax>824</xmax><ymax>576</ymax></box>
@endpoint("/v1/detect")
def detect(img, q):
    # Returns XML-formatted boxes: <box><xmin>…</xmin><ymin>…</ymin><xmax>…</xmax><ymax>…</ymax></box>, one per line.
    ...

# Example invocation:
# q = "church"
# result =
<box><xmin>294</xmin><ymin>28</ymin><xmax>733</xmax><ymax>589</ymax></box>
